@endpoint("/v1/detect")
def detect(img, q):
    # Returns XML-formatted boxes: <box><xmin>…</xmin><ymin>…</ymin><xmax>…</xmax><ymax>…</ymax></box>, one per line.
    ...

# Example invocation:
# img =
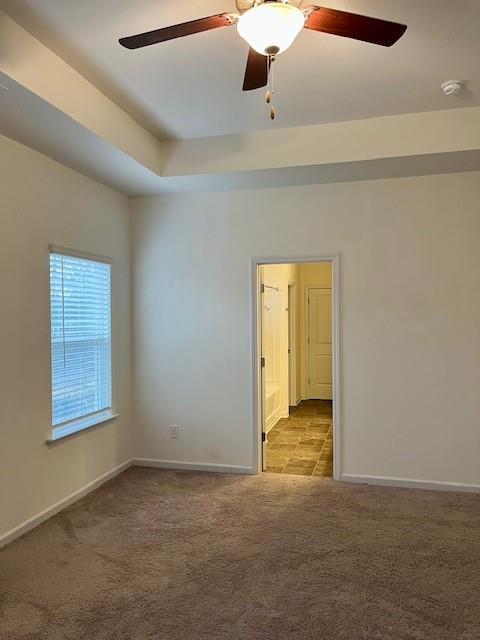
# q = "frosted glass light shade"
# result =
<box><xmin>237</xmin><ymin>2</ymin><xmax>305</xmax><ymax>55</ymax></box>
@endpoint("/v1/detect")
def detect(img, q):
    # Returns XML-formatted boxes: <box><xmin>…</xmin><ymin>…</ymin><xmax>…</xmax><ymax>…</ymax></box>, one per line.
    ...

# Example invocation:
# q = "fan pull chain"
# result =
<box><xmin>265</xmin><ymin>54</ymin><xmax>276</xmax><ymax>120</ymax></box>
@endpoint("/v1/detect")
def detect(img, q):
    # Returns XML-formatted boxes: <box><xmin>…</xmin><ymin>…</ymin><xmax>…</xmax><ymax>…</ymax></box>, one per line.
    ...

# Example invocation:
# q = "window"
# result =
<box><xmin>49</xmin><ymin>247</ymin><xmax>114</xmax><ymax>441</ymax></box>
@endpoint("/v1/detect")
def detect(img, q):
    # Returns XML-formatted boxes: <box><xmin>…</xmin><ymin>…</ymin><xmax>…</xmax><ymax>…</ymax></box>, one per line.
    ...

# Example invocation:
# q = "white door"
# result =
<box><xmin>259</xmin><ymin>274</ymin><xmax>267</xmax><ymax>471</ymax></box>
<box><xmin>308</xmin><ymin>288</ymin><xmax>332</xmax><ymax>400</ymax></box>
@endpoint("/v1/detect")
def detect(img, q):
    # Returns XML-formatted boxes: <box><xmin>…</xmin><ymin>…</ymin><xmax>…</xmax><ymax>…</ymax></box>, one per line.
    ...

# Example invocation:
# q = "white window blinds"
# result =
<box><xmin>50</xmin><ymin>250</ymin><xmax>112</xmax><ymax>438</ymax></box>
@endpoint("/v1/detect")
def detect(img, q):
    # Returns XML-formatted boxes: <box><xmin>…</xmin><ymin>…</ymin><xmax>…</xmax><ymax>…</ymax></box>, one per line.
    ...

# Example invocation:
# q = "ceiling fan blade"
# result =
<box><xmin>243</xmin><ymin>48</ymin><xmax>268</xmax><ymax>91</ymax></box>
<box><xmin>119</xmin><ymin>13</ymin><xmax>236</xmax><ymax>49</ymax></box>
<box><xmin>304</xmin><ymin>6</ymin><xmax>407</xmax><ymax>47</ymax></box>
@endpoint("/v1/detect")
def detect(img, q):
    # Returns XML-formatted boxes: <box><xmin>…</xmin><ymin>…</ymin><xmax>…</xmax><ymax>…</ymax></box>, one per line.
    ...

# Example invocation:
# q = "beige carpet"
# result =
<box><xmin>1</xmin><ymin>468</ymin><xmax>480</xmax><ymax>639</ymax></box>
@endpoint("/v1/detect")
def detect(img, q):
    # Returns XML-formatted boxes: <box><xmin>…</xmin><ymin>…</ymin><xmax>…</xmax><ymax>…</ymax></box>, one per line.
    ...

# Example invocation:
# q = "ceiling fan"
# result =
<box><xmin>119</xmin><ymin>0</ymin><xmax>407</xmax><ymax>118</ymax></box>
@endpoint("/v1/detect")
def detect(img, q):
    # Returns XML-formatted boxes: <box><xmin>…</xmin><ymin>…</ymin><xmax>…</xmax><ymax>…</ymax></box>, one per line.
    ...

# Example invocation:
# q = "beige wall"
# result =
<box><xmin>132</xmin><ymin>171</ymin><xmax>480</xmax><ymax>486</ymax></box>
<box><xmin>0</xmin><ymin>135</ymin><xmax>132</xmax><ymax>540</ymax></box>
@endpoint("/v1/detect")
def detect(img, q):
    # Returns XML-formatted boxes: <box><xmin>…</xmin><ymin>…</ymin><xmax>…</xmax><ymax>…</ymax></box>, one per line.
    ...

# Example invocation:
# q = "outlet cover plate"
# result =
<box><xmin>168</xmin><ymin>425</ymin><xmax>179</xmax><ymax>439</ymax></box>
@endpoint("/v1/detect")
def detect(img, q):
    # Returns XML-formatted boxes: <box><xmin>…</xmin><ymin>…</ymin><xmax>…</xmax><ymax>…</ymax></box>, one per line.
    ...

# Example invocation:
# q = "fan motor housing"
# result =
<box><xmin>236</xmin><ymin>0</ymin><xmax>303</xmax><ymax>13</ymax></box>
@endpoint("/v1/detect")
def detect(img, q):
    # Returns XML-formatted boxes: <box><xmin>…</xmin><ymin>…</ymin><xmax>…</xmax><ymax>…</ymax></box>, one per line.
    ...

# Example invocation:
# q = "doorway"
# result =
<box><xmin>253</xmin><ymin>257</ymin><xmax>340</xmax><ymax>480</ymax></box>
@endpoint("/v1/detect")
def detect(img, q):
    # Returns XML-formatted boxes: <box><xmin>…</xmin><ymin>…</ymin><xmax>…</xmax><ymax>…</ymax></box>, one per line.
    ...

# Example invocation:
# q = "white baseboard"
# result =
<box><xmin>0</xmin><ymin>459</ymin><xmax>133</xmax><ymax>549</ymax></box>
<box><xmin>341</xmin><ymin>473</ymin><xmax>480</xmax><ymax>494</ymax></box>
<box><xmin>7</xmin><ymin>462</ymin><xmax>477</xmax><ymax>551</ymax></box>
<box><xmin>265</xmin><ymin>410</ymin><xmax>280</xmax><ymax>434</ymax></box>
<box><xmin>266</xmin><ymin>411</ymin><xmax>289</xmax><ymax>434</ymax></box>
<box><xmin>133</xmin><ymin>458</ymin><xmax>254</xmax><ymax>475</ymax></box>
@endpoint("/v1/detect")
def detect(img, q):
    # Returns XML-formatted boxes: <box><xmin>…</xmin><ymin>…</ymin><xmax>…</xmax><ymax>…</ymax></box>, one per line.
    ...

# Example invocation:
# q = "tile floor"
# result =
<box><xmin>265</xmin><ymin>400</ymin><xmax>333</xmax><ymax>477</ymax></box>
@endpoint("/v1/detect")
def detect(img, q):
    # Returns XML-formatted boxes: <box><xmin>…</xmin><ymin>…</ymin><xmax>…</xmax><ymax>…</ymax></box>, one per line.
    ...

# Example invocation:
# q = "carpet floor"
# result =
<box><xmin>1</xmin><ymin>468</ymin><xmax>480</xmax><ymax>639</ymax></box>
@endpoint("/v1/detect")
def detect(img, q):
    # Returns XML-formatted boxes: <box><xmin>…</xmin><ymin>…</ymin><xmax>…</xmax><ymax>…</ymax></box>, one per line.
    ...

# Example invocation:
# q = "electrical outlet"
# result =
<box><xmin>168</xmin><ymin>425</ymin><xmax>179</xmax><ymax>439</ymax></box>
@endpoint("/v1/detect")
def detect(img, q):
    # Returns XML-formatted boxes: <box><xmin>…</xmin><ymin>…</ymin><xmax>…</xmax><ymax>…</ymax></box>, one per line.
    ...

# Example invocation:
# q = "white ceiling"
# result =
<box><xmin>1</xmin><ymin>0</ymin><xmax>479</xmax><ymax>140</ymax></box>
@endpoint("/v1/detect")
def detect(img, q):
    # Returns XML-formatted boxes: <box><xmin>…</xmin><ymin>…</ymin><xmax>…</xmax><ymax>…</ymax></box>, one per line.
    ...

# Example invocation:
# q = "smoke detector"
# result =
<box><xmin>441</xmin><ymin>80</ymin><xmax>464</xmax><ymax>96</ymax></box>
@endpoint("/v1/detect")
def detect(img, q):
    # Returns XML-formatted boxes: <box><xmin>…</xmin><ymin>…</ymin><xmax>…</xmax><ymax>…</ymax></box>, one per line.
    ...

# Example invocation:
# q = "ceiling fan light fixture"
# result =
<box><xmin>237</xmin><ymin>2</ymin><xmax>305</xmax><ymax>55</ymax></box>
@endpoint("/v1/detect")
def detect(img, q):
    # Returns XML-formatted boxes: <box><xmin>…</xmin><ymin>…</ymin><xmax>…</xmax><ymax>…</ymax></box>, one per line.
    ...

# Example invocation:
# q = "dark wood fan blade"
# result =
<box><xmin>119</xmin><ymin>14</ymin><xmax>235</xmax><ymax>49</ymax></box>
<box><xmin>243</xmin><ymin>48</ymin><xmax>268</xmax><ymax>91</ymax></box>
<box><xmin>304</xmin><ymin>6</ymin><xmax>407</xmax><ymax>47</ymax></box>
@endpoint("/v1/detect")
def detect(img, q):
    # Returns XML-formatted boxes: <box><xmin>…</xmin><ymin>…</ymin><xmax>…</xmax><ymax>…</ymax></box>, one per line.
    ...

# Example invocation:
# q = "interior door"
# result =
<box><xmin>259</xmin><ymin>271</ymin><xmax>267</xmax><ymax>471</ymax></box>
<box><xmin>308</xmin><ymin>288</ymin><xmax>332</xmax><ymax>400</ymax></box>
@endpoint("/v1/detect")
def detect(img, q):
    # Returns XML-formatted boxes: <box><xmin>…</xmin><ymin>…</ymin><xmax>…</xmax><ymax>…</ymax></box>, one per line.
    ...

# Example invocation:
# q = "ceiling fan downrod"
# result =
<box><xmin>266</xmin><ymin>45</ymin><xmax>279</xmax><ymax>121</ymax></box>
<box><xmin>265</xmin><ymin>52</ymin><xmax>276</xmax><ymax>120</ymax></box>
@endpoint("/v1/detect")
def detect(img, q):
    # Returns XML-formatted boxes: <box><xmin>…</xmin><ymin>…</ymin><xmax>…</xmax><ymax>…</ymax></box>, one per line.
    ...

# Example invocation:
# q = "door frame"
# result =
<box><xmin>251</xmin><ymin>255</ymin><xmax>341</xmax><ymax>480</ymax></box>
<box><xmin>287</xmin><ymin>282</ymin><xmax>298</xmax><ymax>407</ymax></box>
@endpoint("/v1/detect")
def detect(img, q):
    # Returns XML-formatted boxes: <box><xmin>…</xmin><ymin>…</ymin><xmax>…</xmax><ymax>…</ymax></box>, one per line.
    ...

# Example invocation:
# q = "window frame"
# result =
<box><xmin>47</xmin><ymin>245</ymin><xmax>117</xmax><ymax>443</ymax></box>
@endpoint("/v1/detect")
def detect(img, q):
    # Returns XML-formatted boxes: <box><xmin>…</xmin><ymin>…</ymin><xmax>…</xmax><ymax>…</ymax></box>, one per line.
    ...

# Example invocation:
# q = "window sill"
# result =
<box><xmin>46</xmin><ymin>412</ymin><xmax>119</xmax><ymax>445</ymax></box>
